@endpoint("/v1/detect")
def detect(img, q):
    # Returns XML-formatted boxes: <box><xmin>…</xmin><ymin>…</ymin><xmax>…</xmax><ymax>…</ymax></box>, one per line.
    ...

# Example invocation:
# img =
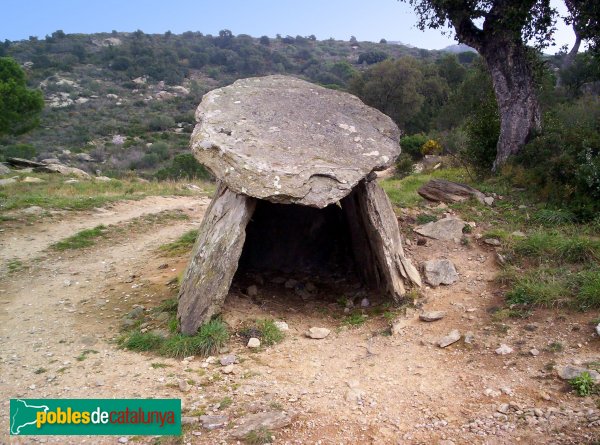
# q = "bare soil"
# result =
<box><xmin>1</xmin><ymin>197</ymin><xmax>599</xmax><ymax>445</ymax></box>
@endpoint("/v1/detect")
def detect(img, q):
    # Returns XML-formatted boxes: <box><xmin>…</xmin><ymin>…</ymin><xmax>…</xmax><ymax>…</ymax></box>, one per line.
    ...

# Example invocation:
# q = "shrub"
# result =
<box><xmin>0</xmin><ymin>143</ymin><xmax>37</xmax><ymax>160</ymax></box>
<box><xmin>509</xmin><ymin>96</ymin><xmax>600</xmax><ymax>220</ymax></box>
<box><xmin>148</xmin><ymin>141</ymin><xmax>170</xmax><ymax>160</ymax></box>
<box><xmin>154</xmin><ymin>153</ymin><xmax>212</xmax><ymax>180</ymax></box>
<box><xmin>421</xmin><ymin>139</ymin><xmax>442</xmax><ymax>156</ymax></box>
<box><xmin>395</xmin><ymin>153</ymin><xmax>414</xmax><ymax>178</ymax></box>
<box><xmin>462</xmin><ymin>91</ymin><xmax>500</xmax><ymax>176</ymax></box>
<box><xmin>569</xmin><ymin>372</ymin><xmax>596</xmax><ymax>396</ymax></box>
<box><xmin>400</xmin><ymin>134</ymin><xmax>428</xmax><ymax>160</ymax></box>
<box><xmin>146</xmin><ymin>115</ymin><xmax>175</xmax><ymax>131</ymax></box>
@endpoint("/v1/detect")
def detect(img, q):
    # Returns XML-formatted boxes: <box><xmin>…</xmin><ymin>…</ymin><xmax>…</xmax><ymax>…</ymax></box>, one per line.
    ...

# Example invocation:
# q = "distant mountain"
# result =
<box><xmin>387</xmin><ymin>41</ymin><xmax>416</xmax><ymax>48</ymax></box>
<box><xmin>442</xmin><ymin>44</ymin><xmax>477</xmax><ymax>54</ymax></box>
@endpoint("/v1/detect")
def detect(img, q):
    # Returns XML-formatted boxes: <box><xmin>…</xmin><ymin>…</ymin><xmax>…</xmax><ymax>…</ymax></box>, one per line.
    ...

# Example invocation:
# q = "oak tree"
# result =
<box><xmin>403</xmin><ymin>0</ymin><xmax>559</xmax><ymax>170</ymax></box>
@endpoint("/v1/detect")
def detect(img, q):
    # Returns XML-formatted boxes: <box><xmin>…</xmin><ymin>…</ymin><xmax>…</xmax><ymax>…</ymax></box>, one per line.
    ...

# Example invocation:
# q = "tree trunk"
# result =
<box><xmin>481</xmin><ymin>39</ymin><xmax>541</xmax><ymax>171</ymax></box>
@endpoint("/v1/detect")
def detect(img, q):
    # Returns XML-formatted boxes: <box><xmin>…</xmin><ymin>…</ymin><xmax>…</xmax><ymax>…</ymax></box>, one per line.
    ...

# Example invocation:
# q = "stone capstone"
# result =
<box><xmin>190</xmin><ymin>75</ymin><xmax>400</xmax><ymax>208</ymax></box>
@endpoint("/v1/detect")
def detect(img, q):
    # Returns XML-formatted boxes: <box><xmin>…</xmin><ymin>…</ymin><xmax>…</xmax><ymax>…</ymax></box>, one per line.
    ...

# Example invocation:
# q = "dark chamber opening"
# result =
<box><xmin>238</xmin><ymin>200</ymin><xmax>356</xmax><ymax>276</ymax></box>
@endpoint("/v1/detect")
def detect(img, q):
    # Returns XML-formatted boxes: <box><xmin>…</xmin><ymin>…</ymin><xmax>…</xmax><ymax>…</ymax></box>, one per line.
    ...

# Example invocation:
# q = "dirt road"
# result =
<box><xmin>1</xmin><ymin>196</ymin><xmax>599</xmax><ymax>444</ymax></box>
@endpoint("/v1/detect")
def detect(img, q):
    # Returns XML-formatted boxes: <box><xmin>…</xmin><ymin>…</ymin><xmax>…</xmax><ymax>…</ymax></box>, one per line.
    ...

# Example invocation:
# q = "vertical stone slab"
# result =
<box><xmin>178</xmin><ymin>183</ymin><xmax>256</xmax><ymax>335</ymax></box>
<box><xmin>341</xmin><ymin>190</ymin><xmax>382</xmax><ymax>290</ymax></box>
<box><xmin>354</xmin><ymin>180</ymin><xmax>422</xmax><ymax>301</ymax></box>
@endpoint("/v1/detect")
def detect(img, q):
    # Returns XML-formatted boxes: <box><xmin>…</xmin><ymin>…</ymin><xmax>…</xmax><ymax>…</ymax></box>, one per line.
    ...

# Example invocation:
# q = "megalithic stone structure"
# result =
<box><xmin>178</xmin><ymin>75</ymin><xmax>421</xmax><ymax>335</ymax></box>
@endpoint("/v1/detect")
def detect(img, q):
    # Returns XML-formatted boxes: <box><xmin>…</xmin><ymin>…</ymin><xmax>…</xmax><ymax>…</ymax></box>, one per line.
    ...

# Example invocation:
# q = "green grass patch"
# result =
<box><xmin>532</xmin><ymin>208</ymin><xmax>577</xmax><ymax>226</ymax></box>
<box><xmin>572</xmin><ymin>269</ymin><xmax>600</xmax><ymax>311</ymax></box>
<box><xmin>219</xmin><ymin>397</ymin><xmax>233</xmax><ymax>409</ymax></box>
<box><xmin>513</xmin><ymin>231</ymin><xmax>600</xmax><ymax>264</ymax></box>
<box><xmin>155</xmin><ymin>298</ymin><xmax>178</xmax><ymax>313</ymax></box>
<box><xmin>7</xmin><ymin>259</ymin><xmax>23</xmax><ymax>273</ymax></box>
<box><xmin>502</xmin><ymin>267</ymin><xmax>600</xmax><ymax>311</ymax></box>
<box><xmin>482</xmin><ymin>229</ymin><xmax>511</xmax><ymax>241</ymax></box>
<box><xmin>343</xmin><ymin>312</ymin><xmax>368</xmax><ymax>327</ymax></box>
<box><xmin>75</xmin><ymin>349</ymin><xmax>99</xmax><ymax>361</ymax></box>
<box><xmin>150</xmin><ymin>362</ymin><xmax>171</xmax><ymax>369</ymax></box>
<box><xmin>546</xmin><ymin>342</ymin><xmax>564</xmax><ymax>353</ymax></box>
<box><xmin>158</xmin><ymin>230</ymin><xmax>198</xmax><ymax>256</ymax></box>
<box><xmin>51</xmin><ymin>225</ymin><xmax>107</xmax><ymax>250</ymax></box>
<box><xmin>158</xmin><ymin>319</ymin><xmax>229</xmax><ymax>358</ymax></box>
<box><xmin>505</xmin><ymin>268</ymin><xmax>571</xmax><ymax>308</ymax></box>
<box><xmin>0</xmin><ymin>174</ymin><xmax>213</xmax><ymax>213</ymax></box>
<box><xmin>120</xmin><ymin>331</ymin><xmax>164</xmax><ymax>352</ymax></box>
<box><xmin>380</xmin><ymin>168</ymin><xmax>469</xmax><ymax>208</ymax></box>
<box><xmin>416</xmin><ymin>213</ymin><xmax>437</xmax><ymax>225</ymax></box>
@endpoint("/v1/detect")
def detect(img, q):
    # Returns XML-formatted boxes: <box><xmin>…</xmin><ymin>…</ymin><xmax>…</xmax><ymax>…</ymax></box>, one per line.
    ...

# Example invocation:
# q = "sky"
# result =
<box><xmin>2</xmin><ymin>0</ymin><xmax>576</xmax><ymax>52</ymax></box>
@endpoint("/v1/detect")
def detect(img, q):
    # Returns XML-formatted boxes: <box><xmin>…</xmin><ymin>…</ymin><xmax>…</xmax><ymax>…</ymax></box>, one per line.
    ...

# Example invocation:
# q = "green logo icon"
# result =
<box><xmin>10</xmin><ymin>399</ymin><xmax>181</xmax><ymax>436</ymax></box>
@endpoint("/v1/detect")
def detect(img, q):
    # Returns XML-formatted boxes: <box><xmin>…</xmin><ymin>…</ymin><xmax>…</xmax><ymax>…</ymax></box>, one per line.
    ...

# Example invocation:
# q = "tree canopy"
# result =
<box><xmin>0</xmin><ymin>57</ymin><xmax>44</xmax><ymax>136</ymax></box>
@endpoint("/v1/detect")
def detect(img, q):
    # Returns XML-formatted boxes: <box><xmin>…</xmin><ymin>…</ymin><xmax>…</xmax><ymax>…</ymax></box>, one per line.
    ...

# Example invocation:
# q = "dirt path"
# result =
<box><xmin>1</xmin><ymin>198</ymin><xmax>599</xmax><ymax>445</ymax></box>
<box><xmin>0</xmin><ymin>196</ymin><xmax>208</xmax><ymax>264</ymax></box>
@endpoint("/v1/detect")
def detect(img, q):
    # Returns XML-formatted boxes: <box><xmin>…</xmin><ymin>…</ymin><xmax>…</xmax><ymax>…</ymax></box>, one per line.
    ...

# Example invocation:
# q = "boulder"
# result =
<box><xmin>495</xmin><ymin>344</ymin><xmax>513</xmax><ymax>355</ymax></box>
<box><xmin>247</xmin><ymin>337</ymin><xmax>260</xmax><ymax>348</ymax></box>
<box><xmin>231</xmin><ymin>411</ymin><xmax>292</xmax><ymax>439</ymax></box>
<box><xmin>274</xmin><ymin>321</ymin><xmax>289</xmax><ymax>331</ymax></box>
<box><xmin>0</xmin><ymin>178</ymin><xmax>18</xmax><ymax>186</ymax></box>
<box><xmin>0</xmin><ymin>163</ymin><xmax>10</xmax><ymax>175</ymax></box>
<box><xmin>22</xmin><ymin>176</ymin><xmax>45</xmax><ymax>183</ymax></box>
<box><xmin>557</xmin><ymin>365</ymin><xmax>600</xmax><ymax>383</ymax></box>
<box><xmin>414</xmin><ymin>217</ymin><xmax>466</xmax><ymax>241</ymax></box>
<box><xmin>419</xmin><ymin>311</ymin><xmax>446</xmax><ymax>322</ymax></box>
<box><xmin>438</xmin><ymin>329</ymin><xmax>461</xmax><ymax>348</ymax></box>
<box><xmin>418</xmin><ymin>179</ymin><xmax>486</xmax><ymax>204</ymax></box>
<box><xmin>6</xmin><ymin>157</ymin><xmax>45</xmax><ymax>169</ymax></box>
<box><xmin>76</xmin><ymin>153</ymin><xmax>94</xmax><ymax>162</ymax></box>
<box><xmin>422</xmin><ymin>259</ymin><xmax>458</xmax><ymax>286</ymax></box>
<box><xmin>200</xmin><ymin>415</ymin><xmax>228</xmax><ymax>430</ymax></box>
<box><xmin>306</xmin><ymin>327</ymin><xmax>330</xmax><ymax>339</ymax></box>
<box><xmin>35</xmin><ymin>164</ymin><xmax>91</xmax><ymax>179</ymax></box>
<box><xmin>190</xmin><ymin>75</ymin><xmax>400</xmax><ymax>209</ymax></box>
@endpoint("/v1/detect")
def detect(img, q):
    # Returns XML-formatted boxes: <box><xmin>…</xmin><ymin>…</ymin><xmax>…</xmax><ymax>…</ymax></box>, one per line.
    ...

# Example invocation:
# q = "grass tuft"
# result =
<box><xmin>7</xmin><ymin>259</ymin><xmax>23</xmax><ymax>273</ymax></box>
<box><xmin>343</xmin><ymin>313</ymin><xmax>368</xmax><ymax>327</ymax></box>
<box><xmin>532</xmin><ymin>208</ymin><xmax>576</xmax><ymax>226</ymax></box>
<box><xmin>573</xmin><ymin>269</ymin><xmax>600</xmax><ymax>311</ymax></box>
<box><xmin>120</xmin><ymin>332</ymin><xmax>164</xmax><ymax>352</ymax></box>
<box><xmin>239</xmin><ymin>319</ymin><xmax>284</xmax><ymax>347</ymax></box>
<box><xmin>504</xmin><ymin>269</ymin><xmax>570</xmax><ymax>308</ymax></box>
<box><xmin>244</xmin><ymin>427</ymin><xmax>273</xmax><ymax>445</ymax></box>
<box><xmin>52</xmin><ymin>225</ymin><xmax>107</xmax><ymax>250</ymax></box>
<box><xmin>158</xmin><ymin>230</ymin><xmax>198</xmax><ymax>256</ymax></box>
<box><xmin>159</xmin><ymin>319</ymin><xmax>229</xmax><ymax>358</ymax></box>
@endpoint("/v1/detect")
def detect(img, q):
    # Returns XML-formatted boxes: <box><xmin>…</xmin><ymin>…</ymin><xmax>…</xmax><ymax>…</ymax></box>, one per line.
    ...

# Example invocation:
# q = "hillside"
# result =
<box><xmin>0</xmin><ymin>31</ymin><xmax>471</xmax><ymax>178</ymax></box>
